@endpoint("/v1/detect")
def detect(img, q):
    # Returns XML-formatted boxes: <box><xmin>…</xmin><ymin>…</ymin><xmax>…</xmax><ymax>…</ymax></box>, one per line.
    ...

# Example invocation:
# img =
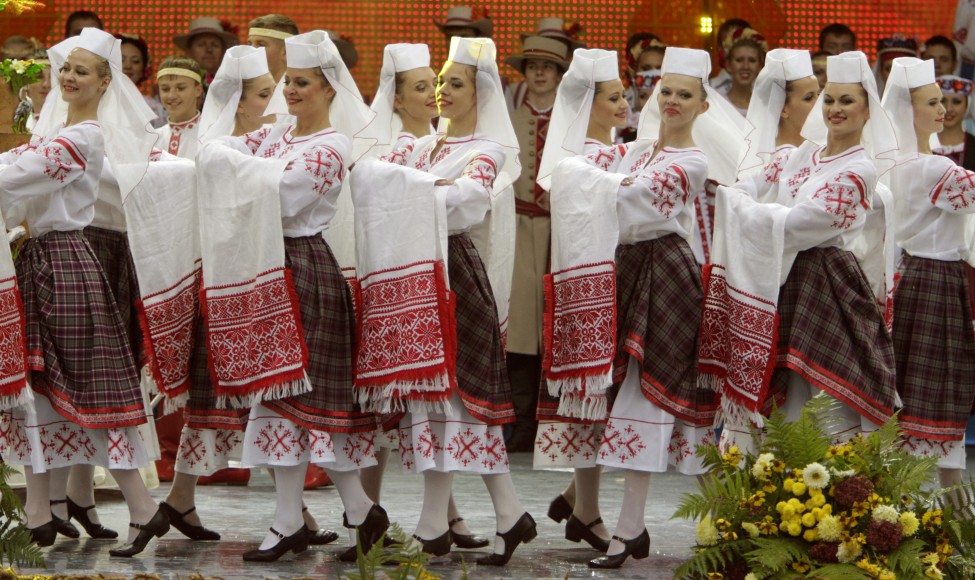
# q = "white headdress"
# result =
<box><xmin>536</xmin><ymin>48</ymin><xmax>618</xmax><ymax>191</ymax></box>
<box><xmin>442</xmin><ymin>37</ymin><xmax>520</xmax><ymax>193</ymax></box>
<box><xmin>285</xmin><ymin>30</ymin><xmax>376</xmax><ymax>160</ymax></box>
<box><xmin>35</xmin><ymin>28</ymin><xmax>157</xmax><ymax>200</ymax></box>
<box><xmin>880</xmin><ymin>57</ymin><xmax>936</xmax><ymax>162</ymax></box>
<box><xmin>739</xmin><ymin>48</ymin><xmax>814</xmax><ymax>174</ymax></box>
<box><xmin>801</xmin><ymin>51</ymin><xmax>900</xmax><ymax>174</ymax></box>
<box><xmin>198</xmin><ymin>45</ymin><xmax>270</xmax><ymax>144</ymax></box>
<box><xmin>359</xmin><ymin>43</ymin><xmax>431</xmax><ymax>152</ymax></box>
<box><xmin>637</xmin><ymin>47</ymin><xmax>750</xmax><ymax>185</ymax></box>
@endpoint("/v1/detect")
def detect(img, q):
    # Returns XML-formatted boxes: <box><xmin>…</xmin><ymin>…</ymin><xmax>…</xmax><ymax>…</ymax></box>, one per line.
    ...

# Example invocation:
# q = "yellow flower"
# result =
<box><xmin>787</xmin><ymin>521</ymin><xmax>802</xmax><ymax>536</ymax></box>
<box><xmin>792</xmin><ymin>482</ymin><xmax>807</xmax><ymax>496</ymax></box>
<box><xmin>742</xmin><ymin>522</ymin><xmax>760</xmax><ymax>538</ymax></box>
<box><xmin>921</xmin><ymin>552</ymin><xmax>940</xmax><ymax>566</ymax></box>
<box><xmin>791</xmin><ymin>560</ymin><xmax>811</xmax><ymax>573</ymax></box>
<box><xmin>879</xmin><ymin>572</ymin><xmax>895</xmax><ymax>580</ymax></box>
<box><xmin>925</xmin><ymin>565</ymin><xmax>944</xmax><ymax>579</ymax></box>
<box><xmin>696</xmin><ymin>517</ymin><xmax>721</xmax><ymax>546</ymax></box>
<box><xmin>707</xmin><ymin>573</ymin><xmax>724</xmax><ymax>580</ymax></box>
<box><xmin>803</xmin><ymin>462</ymin><xmax>830</xmax><ymax>489</ymax></box>
<box><xmin>722</xmin><ymin>445</ymin><xmax>743</xmax><ymax>467</ymax></box>
<box><xmin>922</xmin><ymin>509</ymin><xmax>943</xmax><ymax>532</ymax></box>
<box><xmin>744</xmin><ymin>574</ymin><xmax>758</xmax><ymax>580</ymax></box>
<box><xmin>751</xmin><ymin>453</ymin><xmax>775</xmax><ymax>478</ymax></box>
<box><xmin>803</xmin><ymin>529</ymin><xmax>818</xmax><ymax>542</ymax></box>
<box><xmin>817</xmin><ymin>515</ymin><xmax>843</xmax><ymax>542</ymax></box>
<box><xmin>837</xmin><ymin>538</ymin><xmax>863</xmax><ymax>563</ymax></box>
<box><xmin>801</xmin><ymin>512</ymin><xmax>817</xmax><ymax>527</ymax></box>
<box><xmin>899</xmin><ymin>511</ymin><xmax>920</xmax><ymax>536</ymax></box>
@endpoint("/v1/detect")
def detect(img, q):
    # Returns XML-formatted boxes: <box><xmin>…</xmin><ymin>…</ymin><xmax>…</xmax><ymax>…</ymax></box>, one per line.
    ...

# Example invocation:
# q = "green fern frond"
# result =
<box><xmin>805</xmin><ymin>563</ymin><xmax>871</xmax><ymax>579</ymax></box>
<box><xmin>885</xmin><ymin>537</ymin><xmax>926</xmax><ymax>577</ymax></box>
<box><xmin>673</xmin><ymin>540</ymin><xmax>751</xmax><ymax>579</ymax></box>
<box><xmin>0</xmin><ymin>525</ymin><xmax>44</xmax><ymax>567</ymax></box>
<box><xmin>744</xmin><ymin>537</ymin><xmax>808</xmax><ymax>574</ymax></box>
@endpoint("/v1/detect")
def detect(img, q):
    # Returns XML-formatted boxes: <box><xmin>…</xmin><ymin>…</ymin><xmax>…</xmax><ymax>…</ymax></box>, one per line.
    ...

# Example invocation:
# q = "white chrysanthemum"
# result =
<box><xmin>744</xmin><ymin>574</ymin><xmax>759</xmax><ymax>580</ymax></box>
<box><xmin>751</xmin><ymin>453</ymin><xmax>775</xmax><ymax>478</ymax></box>
<box><xmin>802</xmin><ymin>462</ymin><xmax>830</xmax><ymax>489</ymax></box>
<box><xmin>871</xmin><ymin>504</ymin><xmax>900</xmax><ymax>524</ymax></box>
<box><xmin>830</xmin><ymin>467</ymin><xmax>856</xmax><ymax>478</ymax></box>
<box><xmin>695</xmin><ymin>516</ymin><xmax>720</xmax><ymax>546</ymax></box>
<box><xmin>816</xmin><ymin>514</ymin><xmax>843</xmax><ymax>542</ymax></box>
<box><xmin>836</xmin><ymin>539</ymin><xmax>863</xmax><ymax>563</ymax></box>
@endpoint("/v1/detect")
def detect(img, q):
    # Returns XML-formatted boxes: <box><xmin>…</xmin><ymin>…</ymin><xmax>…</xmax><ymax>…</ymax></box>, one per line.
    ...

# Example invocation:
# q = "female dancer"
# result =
<box><xmin>553</xmin><ymin>46</ymin><xmax>745</xmax><ymax>569</ymax></box>
<box><xmin>353</xmin><ymin>37</ymin><xmax>533</xmax><ymax>565</ymax></box>
<box><xmin>933</xmin><ymin>75</ymin><xmax>975</xmax><ymax>169</ymax></box>
<box><xmin>882</xmin><ymin>57</ymin><xmax>974</xmax><ymax>496</ymax></box>
<box><xmin>198</xmin><ymin>30</ymin><xmax>384</xmax><ymax>562</ymax></box>
<box><xmin>533</xmin><ymin>48</ymin><xmax>629</xmax><ymax>553</ymax></box>
<box><xmin>0</xmin><ymin>28</ymin><xmax>166</xmax><ymax>557</ymax></box>
<box><xmin>719</xmin><ymin>28</ymin><xmax>767</xmax><ymax>115</ymax></box>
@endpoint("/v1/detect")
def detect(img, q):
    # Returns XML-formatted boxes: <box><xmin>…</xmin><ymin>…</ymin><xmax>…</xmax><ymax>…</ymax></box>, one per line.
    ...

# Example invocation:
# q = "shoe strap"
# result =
<box><xmin>448</xmin><ymin>517</ymin><xmax>464</xmax><ymax>527</ymax></box>
<box><xmin>611</xmin><ymin>535</ymin><xmax>626</xmax><ymax>543</ymax></box>
<box><xmin>268</xmin><ymin>527</ymin><xmax>286</xmax><ymax>539</ymax></box>
<box><xmin>179</xmin><ymin>505</ymin><xmax>197</xmax><ymax>517</ymax></box>
<box><xmin>50</xmin><ymin>499</ymin><xmax>67</xmax><ymax>505</ymax></box>
<box><xmin>586</xmin><ymin>517</ymin><xmax>604</xmax><ymax>530</ymax></box>
<box><xmin>130</xmin><ymin>520</ymin><xmax>153</xmax><ymax>531</ymax></box>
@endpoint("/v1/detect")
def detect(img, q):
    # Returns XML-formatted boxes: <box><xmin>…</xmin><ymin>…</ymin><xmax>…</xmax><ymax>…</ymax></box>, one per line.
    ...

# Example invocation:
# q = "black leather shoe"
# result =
<box><xmin>160</xmin><ymin>502</ymin><xmax>220</xmax><ymax>541</ymax></box>
<box><xmin>449</xmin><ymin>517</ymin><xmax>489</xmax><ymax>549</ymax></box>
<box><xmin>26</xmin><ymin>520</ymin><xmax>57</xmax><ymax>547</ymax></box>
<box><xmin>242</xmin><ymin>525</ymin><xmax>309</xmax><ymax>562</ymax></box>
<box><xmin>67</xmin><ymin>498</ymin><xmax>118</xmax><ymax>539</ymax></box>
<box><xmin>49</xmin><ymin>500</ymin><xmax>80</xmax><ymax>539</ymax></box>
<box><xmin>309</xmin><ymin>528</ymin><xmax>339</xmax><ymax>545</ymax></box>
<box><xmin>109</xmin><ymin>508</ymin><xmax>171</xmax><ymax>557</ymax></box>
<box><xmin>414</xmin><ymin>530</ymin><xmax>451</xmax><ymax>556</ymax></box>
<box><xmin>475</xmin><ymin>512</ymin><xmax>537</xmax><ymax>566</ymax></box>
<box><xmin>588</xmin><ymin>529</ymin><xmax>650</xmax><ymax>569</ymax></box>
<box><xmin>547</xmin><ymin>494</ymin><xmax>572</xmax><ymax>523</ymax></box>
<box><xmin>337</xmin><ymin>505</ymin><xmax>389</xmax><ymax>562</ymax></box>
<box><xmin>565</xmin><ymin>515</ymin><xmax>610</xmax><ymax>552</ymax></box>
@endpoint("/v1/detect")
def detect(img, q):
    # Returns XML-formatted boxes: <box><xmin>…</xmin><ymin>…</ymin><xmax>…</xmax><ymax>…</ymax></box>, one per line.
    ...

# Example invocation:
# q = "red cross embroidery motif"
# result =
<box><xmin>764</xmin><ymin>155</ymin><xmax>786</xmax><ymax>184</ymax></box>
<box><xmin>636</xmin><ymin>169</ymin><xmax>684</xmax><ymax>218</ymax></box>
<box><xmin>413</xmin><ymin>143</ymin><xmax>435</xmax><ymax>170</ymax></box>
<box><xmin>813</xmin><ymin>175</ymin><xmax>862</xmax><ymax>230</ymax></box>
<box><xmin>466</xmin><ymin>160</ymin><xmax>497</xmax><ymax>189</ymax></box>
<box><xmin>787</xmin><ymin>167</ymin><xmax>812</xmax><ymax>198</ymax></box>
<box><xmin>432</xmin><ymin>145</ymin><xmax>452</xmax><ymax>166</ymax></box>
<box><xmin>590</xmin><ymin>148</ymin><xmax>617</xmax><ymax>171</ymax></box>
<box><xmin>43</xmin><ymin>146</ymin><xmax>72</xmax><ymax>182</ymax></box>
<box><xmin>945</xmin><ymin>169</ymin><xmax>975</xmax><ymax>210</ymax></box>
<box><xmin>629</xmin><ymin>150</ymin><xmax>654</xmax><ymax>174</ymax></box>
<box><xmin>262</xmin><ymin>142</ymin><xmax>282</xmax><ymax>159</ymax></box>
<box><xmin>305</xmin><ymin>148</ymin><xmax>340</xmax><ymax>195</ymax></box>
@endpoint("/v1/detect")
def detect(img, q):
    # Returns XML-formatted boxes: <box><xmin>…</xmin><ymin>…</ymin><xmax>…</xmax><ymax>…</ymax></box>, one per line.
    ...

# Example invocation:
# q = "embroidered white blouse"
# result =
<box><xmin>225</xmin><ymin>124</ymin><xmax>350</xmax><ymax>238</ymax></box>
<box><xmin>0</xmin><ymin>121</ymin><xmax>103</xmax><ymax>236</ymax></box>
<box><xmin>892</xmin><ymin>153</ymin><xmax>975</xmax><ymax>261</ymax></box>
<box><xmin>154</xmin><ymin>112</ymin><xmax>201</xmax><ymax>159</ymax></box>
<box><xmin>735</xmin><ymin>144</ymin><xmax>798</xmax><ymax>203</ymax></box>
<box><xmin>393</xmin><ymin>133</ymin><xmax>505</xmax><ymax>234</ymax></box>
<box><xmin>583</xmin><ymin>140</ymin><xmax>708</xmax><ymax>245</ymax></box>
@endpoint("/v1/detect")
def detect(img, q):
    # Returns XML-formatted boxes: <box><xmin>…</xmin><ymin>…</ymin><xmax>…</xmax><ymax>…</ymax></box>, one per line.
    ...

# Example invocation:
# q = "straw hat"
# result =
<box><xmin>434</xmin><ymin>6</ymin><xmax>493</xmax><ymax>38</ymax></box>
<box><xmin>505</xmin><ymin>36</ymin><xmax>570</xmax><ymax>73</ymax></box>
<box><xmin>174</xmin><ymin>17</ymin><xmax>238</xmax><ymax>50</ymax></box>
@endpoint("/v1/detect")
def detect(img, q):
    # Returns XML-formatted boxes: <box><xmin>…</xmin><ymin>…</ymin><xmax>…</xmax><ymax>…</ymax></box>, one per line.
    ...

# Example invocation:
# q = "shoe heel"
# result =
<box><xmin>634</xmin><ymin>536</ymin><xmax>650</xmax><ymax>559</ymax></box>
<box><xmin>524</xmin><ymin>526</ymin><xmax>537</xmax><ymax>544</ymax></box>
<box><xmin>565</xmin><ymin>527</ymin><xmax>581</xmax><ymax>543</ymax></box>
<box><xmin>155</xmin><ymin>522</ymin><xmax>171</xmax><ymax>538</ymax></box>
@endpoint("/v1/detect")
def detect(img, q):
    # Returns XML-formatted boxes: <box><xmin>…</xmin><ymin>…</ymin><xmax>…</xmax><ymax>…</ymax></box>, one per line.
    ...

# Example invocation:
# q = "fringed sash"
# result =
<box><xmin>541</xmin><ymin>157</ymin><xmax>626</xmax><ymax>420</ymax></box>
<box><xmin>197</xmin><ymin>142</ymin><xmax>310</xmax><ymax>408</ymax></box>
<box><xmin>0</xmin><ymin>211</ymin><xmax>29</xmax><ymax>410</ymax></box>
<box><xmin>125</xmin><ymin>159</ymin><xmax>200</xmax><ymax>414</ymax></box>
<box><xmin>699</xmin><ymin>187</ymin><xmax>791</xmax><ymax>437</ymax></box>
<box><xmin>351</xmin><ymin>158</ymin><xmax>456</xmax><ymax>414</ymax></box>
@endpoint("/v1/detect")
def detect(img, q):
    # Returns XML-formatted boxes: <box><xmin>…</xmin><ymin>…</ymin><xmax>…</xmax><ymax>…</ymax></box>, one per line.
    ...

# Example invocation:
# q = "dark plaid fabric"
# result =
<box><xmin>185</xmin><ymin>313</ymin><xmax>247</xmax><ymax>431</ymax></box>
<box><xmin>263</xmin><ymin>235</ymin><xmax>374</xmax><ymax>433</ymax></box>
<box><xmin>612</xmin><ymin>234</ymin><xmax>717</xmax><ymax>426</ymax></box>
<box><xmin>770</xmin><ymin>247</ymin><xmax>897</xmax><ymax>426</ymax></box>
<box><xmin>448</xmin><ymin>233</ymin><xmax>515</xmax><ymax>426</ymax></box>
<box><xmin>83</xmin><ymin>226</ymin><xmax>142</xmax><ymax>365</ymax></box>
<box><xmin>893</xmin><ymin>255</ymin><xmax>975</xmax><ymax>440</ymax></box>
<box><xmin>17</xmin><ymin>231</ymin><xmax>144</xmax><ymax>428</ymax></box>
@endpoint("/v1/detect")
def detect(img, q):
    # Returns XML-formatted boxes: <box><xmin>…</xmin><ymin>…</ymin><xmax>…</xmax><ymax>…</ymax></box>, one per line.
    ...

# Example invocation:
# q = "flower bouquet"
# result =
<box><xmin>1</xmin><ymin>58</ymin><xmax>46</xmax><ymax>133</ymax></box>
<box><xmin>674</xmin><ymin>396</ymin><xmax>975</xmax><ymax>579</ymax></box>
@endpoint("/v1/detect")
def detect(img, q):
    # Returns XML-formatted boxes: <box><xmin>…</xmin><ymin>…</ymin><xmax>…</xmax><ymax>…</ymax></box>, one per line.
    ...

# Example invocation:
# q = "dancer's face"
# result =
<box><xmin>590</xmin><ymin>79</ymin><xmax>629</xmax><ymax>132</ymax></box>
<box><xmin>942</xmin><ymin>93</ymin><xmax>969</xmax><ymax>130</ymax></box>
<box><xmin>822</xmin><ymin>82</ymin><xmax>869</xmax><ymax>141</ymax></box>
<box><xmin>780</xmin><ymin>76</ymin><xmax>820</xmax><ymax>133</ymax></box>
<box><xmin>283</xmin><ymin>67</ymin><xmax>334</xmax><ymax>119</ymax></box>
<box><xmin>911</xmin><ymin>83</ymin><xmax>946</xmax><ymax>136</ymax></box>
<box><xmin>394</xmin><ymin>66</ymin><xmax>439</xmax><ymax>123</ymax></box>
<box><xmin>436</xmin><ymin>61</ymin><xmax>476</xmax><ymax>123</ymax></box>
<box><xmin>657</xmin><ymin>73</ymin><xmax>709</xmax><ymax>130</ymax></box>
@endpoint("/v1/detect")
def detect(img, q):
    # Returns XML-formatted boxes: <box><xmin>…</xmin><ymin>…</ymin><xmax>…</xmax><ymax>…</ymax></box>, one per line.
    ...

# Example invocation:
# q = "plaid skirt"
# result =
<box><xmin>770</xmin><ymin>247</ymin><xmax>897</xmax><ymax>426</ymax></box>
<box><xmin>613</xmin><ymin>234</ymin><xmax>717</xmax><ymax>426</ymax></box>
<box><xmin>893</xmin><ymin>255</ymin><xmax>975</xmax><ymax>441</ymax></box>
<box><xmin>83</xmin><ymin>226</ymin><xmax>142</xmax><ymax>363</ymax></box>
<box><xmin>17</xmin><ymin>231</ymin><xmax>144</xmax><ymax>428</ymax></box>
<box><xmin>185</xmin><ymin>313</ymin><xmax>247</xmax><ymax>431</ymax></box>
<box><xmin>261</xmin><ymin>235</ymin><xmax>374</xmax><ymax>433</ymax></box>
<box><xmin>448</xmin><ymin>233</ymin><xmax>514</xmax><ymax>426</ymax></box>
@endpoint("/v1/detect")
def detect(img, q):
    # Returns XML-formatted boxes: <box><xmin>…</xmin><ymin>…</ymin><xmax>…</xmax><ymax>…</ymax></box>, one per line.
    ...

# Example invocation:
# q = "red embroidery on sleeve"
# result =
<box><xmin>41</xmin><ymin>139</ymin><xmax>81</xmax><ymax>183</ymax></box>
<box><xmin>764</xmin><ymin>154</ymin><xmax>786</xmax><ymax>184</ymax></box>
<box><xmin>303</xmin><ymin>146</ymin><xmax>344</xmax><ymax>196</ymax></box>
<box><xmin>463</xmin><ymin>155</ymin><xmax>498</xmax><ymax>190</ymax></box>
<box><xmin>932</xmin><ymin>166</ymin><xmax>975</xmax><ymax>210</ymax></box>
<box><xmin>587</xmin><ymin>145</ymin><xmax>622</xmax><ymax>171</ymax></box>
<box><xmin>812</xmin><ymin>172</ymin><xmax>866</xmax><ymax>230</ymax></box>
<box><xmin>633</xmin><ymin>165</ymin><xmax>689</xmax><ymax>219</ymax></box>
<box><xmin>244</xmin><ymin>127</ymin><xmax>272</xmax><ymax>155</ymax></box>
<box><xmin>381</xmin><ymin>141</ymin><xmax>416</xmax><ymax>166</ymax></box>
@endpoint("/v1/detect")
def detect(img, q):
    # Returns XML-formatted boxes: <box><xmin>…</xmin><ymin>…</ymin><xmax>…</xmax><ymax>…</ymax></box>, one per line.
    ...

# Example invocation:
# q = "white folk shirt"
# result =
<box><xmin>399</xmin><ymin>134</ymin><xmax>505</xmax><ymax>234</ymax></box>
<box><xmin>155</xmin><ymin>112</ymin><xmax>201</xmax><ymax>159</ymax></box>
<box><xmin>736</xmin><ymin>144</ymin><xmax>798</xmax><ymax>204</ymax></box>
<box><xmin>225</xmin><ymin>124</ymin><xmax>350</xmax><ymax>238</ymax></box>
<box><xmin>0</xmin><ymin>121</ymin><xmax>103</xmax><ymax>236</ymax></box>
<box><xmin>583</xmin><ymin>140</ymin><xmax>707</xmax><ymax>245</ymax></box>
<box><xmin>772</xmin><ymin>142</ymin><xmax>877</xmax><ymax>255</ymax></box>
<box><xmin>892</xmin><ymin>153</ymin><xmax>975</xmax><ymax>261</ymax></box>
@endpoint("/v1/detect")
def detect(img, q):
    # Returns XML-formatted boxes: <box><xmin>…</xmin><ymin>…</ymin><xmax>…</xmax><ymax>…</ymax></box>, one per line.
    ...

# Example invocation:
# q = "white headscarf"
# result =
<box><xmin>739</xmin><ymin>48</ymin><xmax>814</xmax><ymax>175</ymax></box>
<box><xmin>440</xmin><ymin>37</ymin><xmax>520</xmax><ymax>194</ymax></box>
<box><xmin>285</xmin><ymin>30</ymin><xmax>376</xmax><ymax>161</ymax></box>
<box><xmin>359</xmin><ymin>43</ymin><xmax>431</xmax><ymax>154</ymax></box>
<box><xmin>881</xmin><ymin>57</ymin><xmax>936</xmax><ymax>163</ymax></box>
<box><xmin>801</xmin><ymin>51</ymin><xmax>900</xmax><ymax>175</ymax></box>
<box><xmin>35</xmin><ymin>28</ymin><xmax>157</xmax><ymax>200</ymax></box>
<box><xmin>637</xmin><ymin>47</ymin><xmax>750</xmax><ymax>185</ymax></box>
<box><xmin>198</xmin><ymin>45</ymin><xmax>270</xmax><ymax>144</ymax></box>
<box><xmin>536</xmin><ymin>48</ymin><xmax>619</xmax><ymax>192</ymax></box>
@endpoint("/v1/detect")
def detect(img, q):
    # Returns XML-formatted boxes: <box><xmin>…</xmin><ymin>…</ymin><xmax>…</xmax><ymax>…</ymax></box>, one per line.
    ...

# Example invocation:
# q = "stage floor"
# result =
<box><xmin>18</xmin><ymin>450</ymin><xmax>975</xmax><ymax>579</ymax></box>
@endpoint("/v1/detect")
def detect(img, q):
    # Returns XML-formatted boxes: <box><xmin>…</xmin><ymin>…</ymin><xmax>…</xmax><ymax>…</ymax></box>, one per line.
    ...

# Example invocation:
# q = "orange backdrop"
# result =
<box><xmin>1</xmin><ymin>0</ymin><xmax>957</xmax><ymax>97</ymax></box>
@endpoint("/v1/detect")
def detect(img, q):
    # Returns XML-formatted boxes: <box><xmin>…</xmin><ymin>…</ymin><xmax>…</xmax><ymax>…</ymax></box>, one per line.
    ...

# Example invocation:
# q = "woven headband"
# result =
<box><xmin>249</xmin><ymin>28</ymin><xmax>294</xmax><ymax>41</ymax></box>
<box><xmin>157</xmin><ymin>67</ymin><xmax>203</xmax><ymax>84</ymax></box>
